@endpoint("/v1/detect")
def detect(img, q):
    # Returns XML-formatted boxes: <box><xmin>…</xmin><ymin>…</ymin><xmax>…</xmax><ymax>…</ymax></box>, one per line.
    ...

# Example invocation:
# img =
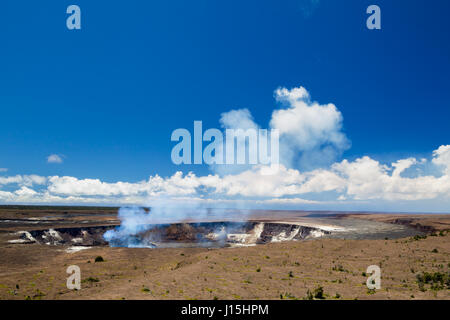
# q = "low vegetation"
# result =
<box><xmin>82</xmin><ymin>277</ymin><xmax>100</xmax><ymax>283</ymax></box>
<box><xmin>305</xmin><ymin>286</ymin><xmax>325</xmax><ymax>300</ymax></box>
<box><xmin>416</xmin><ymin>271</ymin><xmax>450</xmax><ymax>291</ymax></box>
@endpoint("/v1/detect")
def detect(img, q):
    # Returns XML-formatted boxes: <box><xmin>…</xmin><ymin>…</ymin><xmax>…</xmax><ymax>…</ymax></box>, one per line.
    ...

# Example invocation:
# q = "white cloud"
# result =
<box><xmin>0</xmin><ymin>168</ymin><xmax>7</xmax><ymax>172</ymax></box>
<box><xmin>212</xmin><ymin>108</ymin><xmax>261</xmax><ymax>175</ymax></box>
<box><xmin>0</xmin><ymin>85</ymin><xmax>448</xmax><ymax>212</ymax></box>
<box><xmin>47</xmin><ymin>154</ymin><xmax>63</xmax><ymax>164</ymax></box>
<box><xmin>215</xmin><ymin>86</ymin><xmax>350</xmax><ymax>173</ymax></box>
<box><xmin>257</xmin><ymin>198</ymin><xmax>319</xmax><ymax>205</ymax></box>
<box><xmin>392</xmin><ymin>158</ymin><xmax>417</xmax><ymax>177</ymax></box>
<box><xmin>220</xmin><ymin>108</ymin><xmax>258</xmax><ymax>130</ymax></box>
<box><xmin>0</xmin><ymin>174</ymin><xmax>47</xmax><ymax>186</ymax></box>
<box><xmin>15</xmin><ymin>186</ymin><xmax>38</xmax><ymax>197</ymax></box>
<box><xmin>432</xmin><ymin>145</ymin><xmax>450</xmax><ymax>174</ymax></box>
<box><xmin>46</xmin><ymin>171</ymin><xmax>203</xmax><ymax>197</ymax></box>
<box><xmin>0</xmin><ymin>145</ymin><xmax>449</xmax><ymax>211</ymax></box>
<box><xmin>271</xmin><ymin>86</ymin><xmax>350</xmax><ymax>169</ymax></box>
<box><xmin>330</xmin><ymin>152</ymin><xmax>450</xmax><ymax>201</ymax></box>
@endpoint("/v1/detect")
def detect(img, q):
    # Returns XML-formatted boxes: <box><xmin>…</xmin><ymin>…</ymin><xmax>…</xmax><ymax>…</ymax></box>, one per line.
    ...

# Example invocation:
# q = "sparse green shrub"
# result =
<box><xmin>313</xmin><ymin>286</ymin><xmax>324</xmax><ymax>299</ymax></box>
<box><xmin>416</xmin><ymin>271</ymin><xmax>450</xmax><ymax>291</ymax></box>
<box><xmin>83</xmin><ymin>277</ymin><xmax>100</xmax><ymax>283</ymax></box>
<box><xmin>305</xmin><ymin>286</ymin><xmax>325</xmax><ymax>299</ymax></box>
<box><xmin>332</xmin><ymin>264</ymin><xmax>345</xmax><ymax>272</ymax></box>
<box><xmin>367</xmin><ymin>288</ymin><xmax>376</xmax><ymax>295</ymax></box>
<box><xmin>280</xmin><ymin>292</ymin><xmax>298</xmax><ymax>300</ymax></box>
<box><xmin>412</xmin><ymin>234</ymin><xmax>427</xmax><ymax>241</ymax></box>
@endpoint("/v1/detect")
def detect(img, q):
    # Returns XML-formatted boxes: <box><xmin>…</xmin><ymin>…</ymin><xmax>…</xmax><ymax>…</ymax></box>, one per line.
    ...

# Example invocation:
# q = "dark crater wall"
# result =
<box><xmin>13</xmin><ymin>221</ymin><xmax>329</xmax><ymax>248</ymax></box>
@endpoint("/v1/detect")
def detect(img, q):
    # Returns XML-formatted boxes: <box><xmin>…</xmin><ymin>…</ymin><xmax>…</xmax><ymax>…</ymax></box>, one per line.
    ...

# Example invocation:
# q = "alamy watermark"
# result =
<box><xmin>366</xmin><ymin>265</ymin><xmax>381</xmax><ymax>290</ymax></box>
<box><xmin>366</xmin><ymin>5</ymin><xmax>381</xmax><ymax>30</ymax></box>
<box><xmin>66</xmin><ymin>5</ymin><xmax>81</xmax><ymax>30</ymax></box>
<box><xmin>171</xmin><ymin>121</ymin><xmax>279</xmax><ymax>170</ymax></box>
<box><xmin>66</xmin><ymin>265</ymin><xmax>81</xmax><ymax>290</ymax></box>
<box><xmin>65</xmin><ymin>5</ymin><xmax>380</xmax><ymax>31</ymax></box>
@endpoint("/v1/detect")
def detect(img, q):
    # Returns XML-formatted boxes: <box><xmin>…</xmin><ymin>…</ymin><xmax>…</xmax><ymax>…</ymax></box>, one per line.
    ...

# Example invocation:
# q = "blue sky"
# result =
<box><xmin>1</xmin><ymin>0</ymin><xmax>450</xmax><ymax>212</ymax></box>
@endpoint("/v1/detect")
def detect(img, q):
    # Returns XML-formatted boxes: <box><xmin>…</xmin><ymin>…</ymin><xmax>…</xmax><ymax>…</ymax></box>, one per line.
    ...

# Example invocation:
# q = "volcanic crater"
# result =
<box><xmin>9</xmin><ymin>221</ymin><xmax>329</xmax><ymax>249</ymax></box>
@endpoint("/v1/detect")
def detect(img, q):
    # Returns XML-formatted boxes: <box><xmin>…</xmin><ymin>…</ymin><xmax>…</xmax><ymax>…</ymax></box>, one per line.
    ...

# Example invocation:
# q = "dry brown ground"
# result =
<box><xmin>343</xmin><ymin>213</ymin><xmax>450</xmax><ymax>232</ymax></box>
<box><xmin>0</xmin><ymin>232</ymin><xmax>448</xmax><ymax>300</ymax></box>
<box><xmin>0</xmin><ymin>207</ymin><xmax>448</xmax><ymax>300</ymax></box>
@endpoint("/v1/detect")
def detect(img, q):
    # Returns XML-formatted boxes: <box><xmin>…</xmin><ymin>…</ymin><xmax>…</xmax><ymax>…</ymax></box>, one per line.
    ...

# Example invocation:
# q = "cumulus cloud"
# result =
<box><xmin>432</xmin><ymin>145</ymin><xmax>450</xmax><ymax>174</ymax></box>
<box><xmin>220</xmin><ymin>109</ymin><xmax>258</xmax><ymax>131</ymax></box>
<box><xmin>271</xmin><ymin>86</ymin><xmax>350</xmax><ymax>170</ymax></box>
<box><xmin>213</xmin><ymin>86</ymin><xmax>350</xmax><ymax>173</ymax></box>
<box><xmin>212</xmin><ymin>108</ymin><xmax>261</xmax><ymax>175</ymax></box>
<box><xmin>47</xmin><ymin>172</ymin><xmax>202</xmax><ymax>197</ymax></box>
<box><xmin>0</xmin><ymin>174</ymin><xmax>47</xmax><ymax>187</ymax></box>
<box><xmin>0</xmin><ymin>146</ymin><xmax>449</xmax><ymax>211</ymax></box>
<box><xmin>47</xmin><ymin>154</ymin><xmax>63</xmax><ymax>164</ymax></box>
<box><xmin>256</xmin><ymin>198</ymin><xmax>319</xmax><ymax>205</ymax></box>
<box><xmin>0</xmin><ymin>86</ymin><xmax>448</xmax><ymax>212</ymax></box>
